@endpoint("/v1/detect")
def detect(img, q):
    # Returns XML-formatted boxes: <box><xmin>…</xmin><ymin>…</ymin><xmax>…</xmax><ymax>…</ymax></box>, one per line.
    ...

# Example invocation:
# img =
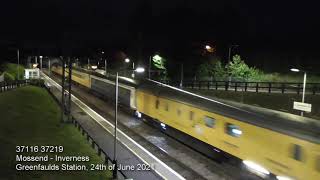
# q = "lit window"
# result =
<box><xmin>226</xmin><ymin>123</ymin><xmax>242</xmax><ymax>137</ymax></box>
<box><xmin>204</xmin><ymin>116</ymin><xmax>215</xmax><ymax>128</ymax></box>
<box><xmin>189</xmin><ymin>111</ymin><xmax>194</xmax><ymax>120</ymax></box>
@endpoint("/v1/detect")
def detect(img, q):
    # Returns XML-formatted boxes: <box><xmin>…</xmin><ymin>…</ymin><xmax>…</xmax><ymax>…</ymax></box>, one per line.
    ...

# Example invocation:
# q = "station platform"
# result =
<box><xmin>42</xmin><ymin>72</ymin><xmax>186</xmax><ymax>180</ymax></box>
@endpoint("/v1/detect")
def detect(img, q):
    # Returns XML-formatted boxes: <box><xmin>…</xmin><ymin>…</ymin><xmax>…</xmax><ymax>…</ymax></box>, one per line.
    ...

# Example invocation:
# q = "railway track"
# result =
<box><xmin>44</xmin><ymin>70</ymin><xmax>266</xmax><ymax>180</ymax></box>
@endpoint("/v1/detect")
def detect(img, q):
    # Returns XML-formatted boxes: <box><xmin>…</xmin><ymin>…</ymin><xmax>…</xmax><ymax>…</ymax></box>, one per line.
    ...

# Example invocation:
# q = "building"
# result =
<box><xmin>25</xmin><ymin>68</ymin><xmax>40</xmax><ymax>79</ymax></box>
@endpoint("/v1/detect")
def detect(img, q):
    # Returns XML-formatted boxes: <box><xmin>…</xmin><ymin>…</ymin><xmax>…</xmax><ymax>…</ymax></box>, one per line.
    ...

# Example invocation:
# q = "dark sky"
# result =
<box><xmin>1</xmin><ymin>0</ymin><xmax>319</xmax><ymax>70</ymax></box>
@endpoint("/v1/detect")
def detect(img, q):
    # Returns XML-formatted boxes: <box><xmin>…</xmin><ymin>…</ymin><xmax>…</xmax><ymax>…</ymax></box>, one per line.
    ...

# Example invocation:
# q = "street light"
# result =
<box><xmin>39</xmin><ymin>56</ymin><xmax>43</xmax><ymax>71</ymax></box>
<box><xmin>290</xmin><ymin>68</ymin><xmax>307</xmax><ymax>116</ymax></box>
<box><xmin>124</xmin><ymin>58</ymin><xmax>135</xmax><ymax>78</ymax></box>
<box><xmin>228</xmin><ymin>44</ymin><xmax>239</xmax><ymax>83</ymax></box>
<box><xmin>113</xmin><ymin>66</ymin><xmax>145</xmax><ymax>179</ymax></box>
<box><xmin>228</xmin><ymin>44</ymin><xmax>239</xmax><ymax>64</ymax></box>
<box><xmin>17</xmin><ymin>49</ymin><xmax>20</xmax><ymax>80</ymax></box>
<box><xmin>290</xmin><ymin>68</ymin><xmax>300</xmax><ymax>72</ymax></box>
<box><xmin>91</xmin><ymin>65</ymin><xmax>98</xmax><ymax>70</ymax></box>
<box><xmin>135</xmin><ymin>67</ymin><xmax>145</xmax><ymax>73</ymax></box>
<box><xmin>104</xmin><ymin>59</ymin><xmax>107</xmax><ymax>75</ymax></box>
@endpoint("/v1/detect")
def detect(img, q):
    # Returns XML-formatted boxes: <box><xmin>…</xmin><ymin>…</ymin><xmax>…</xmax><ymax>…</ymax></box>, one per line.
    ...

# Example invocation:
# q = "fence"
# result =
<box><xmin>160</xmin><ymin>80</ymin><xmax>320</xmax><ymax>95</ymax></box>
<box><xmin>45</xmin><ymin>85</ymin><xmax>127</xmax><ymax>180</ymax></box>
<box><xmin>71</xmin><ymin>117</ymin><xmax>127</xmax><ymax>179</ymax></box>
<box><xmin>0</xmin><ymin>80</ymin><xmax>30</xmax><ymax>93</ymax></box>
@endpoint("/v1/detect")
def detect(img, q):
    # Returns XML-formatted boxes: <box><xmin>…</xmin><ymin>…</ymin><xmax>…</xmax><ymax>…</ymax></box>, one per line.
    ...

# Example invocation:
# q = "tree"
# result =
<box><xmin>152</xmin><ymin>55</ymin><xmax>168</xmax><ymax>80</ymax></box>
<box><xmin>213</xmin><ymin>61</ymin><xmax>227</xmax><ymax>80</ymax></box>
<box><xmin>226</xmin><ymin>55</ymin><xmax>251</xmax><ymax>81</ymax></box>
<box><xmin>196</xmin><ymin>58</ymin><xmax>227</xmax><ymax>80</ymax></box>
<box><xmin>226</xmin><ymin>55</ymin><xmax>266</xmax><ymax>81</ymax></box>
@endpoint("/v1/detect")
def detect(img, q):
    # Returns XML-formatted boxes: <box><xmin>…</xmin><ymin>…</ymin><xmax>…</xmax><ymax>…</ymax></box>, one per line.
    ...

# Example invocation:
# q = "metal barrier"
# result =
<box><xmin>160</xmin><ymin>80</ymin><xmax>320</xmax><ymax>95</ymax></box>
<box><xmin>71</xmin><ymin>117</ymin><xmax>127</xmax><ymax>179</ymax></box>
<box><xmin>45</xmin><ymin>85</ymin><xmax>127</xmax><ymax>179</ymax></box>
<box><xmin>0</xmin><ymin>80</ymin><xmax>30</xmax><ymax>93</ymax></box>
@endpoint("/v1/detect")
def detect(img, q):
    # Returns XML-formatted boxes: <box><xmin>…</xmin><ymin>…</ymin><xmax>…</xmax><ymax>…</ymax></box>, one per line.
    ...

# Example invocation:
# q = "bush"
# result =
<box><xmin>4</xmin><ymin>72</ymin><xmax>15</xmax><ymax>82</ymax></box>
<box><xmin>29</xmin><ymin>79</ymin><xmax>45</xmax><ymax>86</ymax></box>
<box><xmin>1</xmin><ymin>63</ymin><xmax>25</xmax><ymax>80</ymax></box>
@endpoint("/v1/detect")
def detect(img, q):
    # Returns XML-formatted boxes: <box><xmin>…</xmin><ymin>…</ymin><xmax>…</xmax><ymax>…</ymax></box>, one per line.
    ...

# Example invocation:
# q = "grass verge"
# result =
<box><xmin>0</xmin><ymin>86</ymin><xmax>111</xmax><ymax>180</ymax></box>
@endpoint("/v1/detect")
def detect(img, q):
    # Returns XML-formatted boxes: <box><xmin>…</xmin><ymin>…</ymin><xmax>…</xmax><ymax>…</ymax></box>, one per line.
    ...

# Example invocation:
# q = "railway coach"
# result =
<box><xmin>50</xmin><ymin>66</ymin><xmax>320</xmax><ymax>180</ymax></box>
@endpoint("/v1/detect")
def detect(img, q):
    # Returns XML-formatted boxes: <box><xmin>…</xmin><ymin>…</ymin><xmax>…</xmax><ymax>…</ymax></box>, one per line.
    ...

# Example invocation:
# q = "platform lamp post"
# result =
<box><xmin>39</xmin><ymin>56</ymin><xmax>43</xmax><ymax>71</ymax></box>
<box><xmin>113</xmin><ymin>66</ymin><xmax>145</xmax><ymax>179</ymax></box>
<box><xmin>48</xmin><ymin>58</ymin><xmax>51</xmax><ymax>76</ymax></box>
<box><xmin>17</xmin><ymin>49</ymin><xmax>20</xmax><ymax>80</ymax></box>
<box><xmin>228</xmin><ymin>44</ymin><xmax>239</xmax><ymax>83</ymax></box>
<box><xmin>105</xmin><ymin>59</ymin><xmax>107</xmax><ymax>75</ymax></box>
<box><xmin>290</xmin><ymin>68</ymin><xmax>307</xmax><ymax>117</ymax></box>
<box><xmin>124</xmin><ymin>58</ymin><xmax>135</xmax><ymax>78</ymax></box>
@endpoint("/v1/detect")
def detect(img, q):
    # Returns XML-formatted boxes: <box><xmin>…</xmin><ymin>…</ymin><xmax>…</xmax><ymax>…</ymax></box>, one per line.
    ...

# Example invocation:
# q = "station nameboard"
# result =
<box><xmin>293</xmin><ymin>102</ymin><xmax>312</xmax><ymax>112</ymax></box>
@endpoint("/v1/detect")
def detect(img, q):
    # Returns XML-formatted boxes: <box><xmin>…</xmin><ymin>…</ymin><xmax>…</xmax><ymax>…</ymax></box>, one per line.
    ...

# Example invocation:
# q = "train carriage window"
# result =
<box><xmin>204</xmin><ymin>116</ymin><xmax>215</xmax><ymax>128</ymax></box>
<box><xmin>155</xmin><ymin>100</ymin><xmax>159</xmax><ymax>109</ymax></box>
<box><xmin>226</xmin><ymin>123</ymin><xmax>242</xmax><ymax>137</ymax></box>
<box><xmin>189</xmin><ymin>111</ymin><xmax>194</xmax><ymax>120</ymax></box>
<box><xmin>177</xmin><ymin>109</ymin><xmax>181</xmax><ymax>116</ymax></box>
<box><xmin>291</xmin><ymin>144</ymin><xmax>302</xmax><ymax>161</ymax></box>
<box><xmin>316</xmin><ymin>157</ymin><xmax>320</xmax><ymax>172</ymax></box>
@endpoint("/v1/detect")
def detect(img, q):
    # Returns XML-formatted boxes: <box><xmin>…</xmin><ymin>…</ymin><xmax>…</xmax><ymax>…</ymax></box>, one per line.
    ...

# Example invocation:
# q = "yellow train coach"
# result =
<box><xmin>49</xmin><ymin>66</ymin><xmax>320</xmax><ymax>180</ymax></box>
<box><xmin>51</xmin><ymin>66</ymin><xmax>91</xmax><ymax>88</ymax></box>
<box><xmin>136</xmin><ymin>80</ymin><xmax>320</xmax><ymax>180</ymax></box>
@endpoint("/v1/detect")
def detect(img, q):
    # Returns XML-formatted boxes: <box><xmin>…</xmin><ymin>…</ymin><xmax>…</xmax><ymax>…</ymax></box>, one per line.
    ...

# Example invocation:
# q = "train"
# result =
<box><xmin>51</xmin><ymin>65</ymin><xmax>320</xmax><ymax>180</ymax></box>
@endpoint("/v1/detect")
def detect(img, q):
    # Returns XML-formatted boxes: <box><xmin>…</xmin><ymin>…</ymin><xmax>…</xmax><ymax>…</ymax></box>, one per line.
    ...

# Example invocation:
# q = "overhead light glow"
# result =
<box><xmin>243</xmin><ymin>160</ymin><xmax>270</xmax><ymax>175</ymax></box>
<box><xmin>39</xmin><ymin>56</ymin><xmax>43</xmax><ymax>58</ymax></box>
<box><xmin>276</xmin><ymin>176</ymin><xmax>293</xmax><ymax>180</ymax></box>
<box><xmin>290</xmin><ymin>68</ymin><xmax>300</xmax><ymax>72</ymax></box>
<box><xmin>135</xmin><ymin>67</ymin><xmax>145</xmax><ymax>73</ymax></box>
<box><xmin>135</xmin><ymin>111</ymin><xmax>142</xmax><ymax>118</ymax></box>
<box><xmin>91</xmin><ymin>65</ymin><xmax>98</xmax><ymax>70</ymax></box>
<box><xmin>213</xmin><ymin>148</ymin><xmax>220</xmax><ymax>152</ymax></box>
<box><xmin>205</xmin><ymin>45</ymin><xmax>211</xmax><ymax>50</ymax></box>
<box><xmin>161</xmin><ymin>123</ymin><xmax>166</xmax><ymax>130</ymax></box>
<box><xmin>125</xmin><ymin>58</ymin><xmax>130</xmax><ymax>63</ymax></box>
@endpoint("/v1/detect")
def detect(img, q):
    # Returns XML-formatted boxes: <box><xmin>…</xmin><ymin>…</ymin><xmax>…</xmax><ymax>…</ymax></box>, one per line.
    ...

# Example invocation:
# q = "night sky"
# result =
<box><xmin>0</xmin><ymin>0</ymin><xmax>319</xmax><ymax>72</ymax></box>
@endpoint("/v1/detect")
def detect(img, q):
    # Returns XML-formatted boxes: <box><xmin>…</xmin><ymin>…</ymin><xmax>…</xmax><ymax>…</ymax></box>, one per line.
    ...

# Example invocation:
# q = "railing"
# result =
<box><xmin>0</xmin><ymin>80</ymin><xmax>30</xmax><ymax>93</ymax></box>
<box><xmin>160</xmin><ymin>80</ymin><xmax>320</xmax><ymax>95</ymax></box>
<box><xmin>71</xmin><ymin>118</ymin><xmax>127</xmax><ymax>179</ymax></box>
<box><xmin>45</xmin><ymin>84</ymin><xmax>127</xmax><ymax>179</ymax></box>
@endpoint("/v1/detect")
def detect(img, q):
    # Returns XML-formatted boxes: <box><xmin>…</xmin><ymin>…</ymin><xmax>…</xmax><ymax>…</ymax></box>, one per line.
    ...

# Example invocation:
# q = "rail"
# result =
<box><xmin>45</xmin><ymin>80</ymin><xmax>127</xmax><ymax>179</ymax></box>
